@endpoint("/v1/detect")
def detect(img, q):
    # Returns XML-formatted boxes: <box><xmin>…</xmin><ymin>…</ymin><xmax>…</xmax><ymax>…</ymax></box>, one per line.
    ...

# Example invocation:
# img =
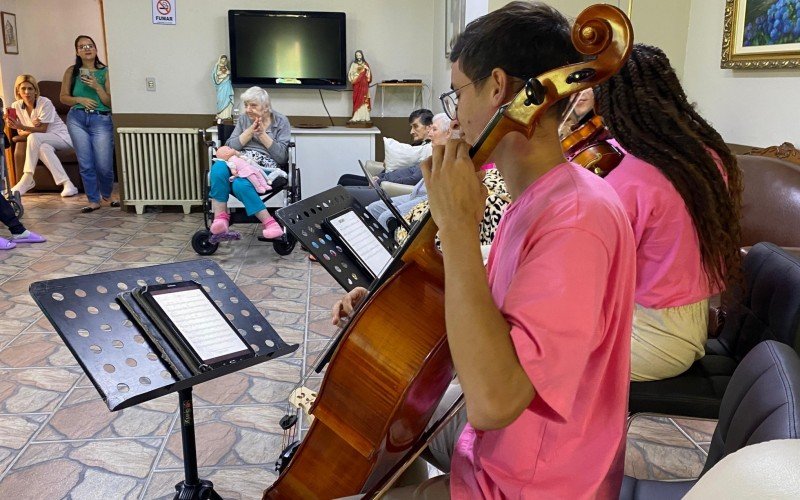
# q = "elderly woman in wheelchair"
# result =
<box><xmin>209</xmin><ymin>86</ymin><xmax>290</xmax><ymax>240</ymax></box>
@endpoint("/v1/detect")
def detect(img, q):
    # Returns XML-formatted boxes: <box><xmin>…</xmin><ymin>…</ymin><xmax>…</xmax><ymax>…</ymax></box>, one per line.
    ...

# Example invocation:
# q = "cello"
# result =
<box><xmin>265</xmin><ymin>5</ymin><xmax>633</xmax><ymax>499</ymax></box>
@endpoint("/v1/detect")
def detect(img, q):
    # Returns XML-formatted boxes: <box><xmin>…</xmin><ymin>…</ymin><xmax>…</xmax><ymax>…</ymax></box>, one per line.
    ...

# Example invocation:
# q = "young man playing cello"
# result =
<box><xmin>332</xmin><ymin>2</ymin><xmax>636</xmax><ymax>498</ymax></box>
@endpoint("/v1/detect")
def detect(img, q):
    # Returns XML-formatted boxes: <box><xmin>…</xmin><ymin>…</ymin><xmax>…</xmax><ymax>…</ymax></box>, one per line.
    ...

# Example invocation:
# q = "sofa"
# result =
<box><xmin>737</xmin><ymin>144</ymin><xmax>800</xmax><ymax>250</ymax></box>
<box><xmin>5</xmin><ymin>80</ymin><xmax>83</xmax><ymax>192</ymax></box>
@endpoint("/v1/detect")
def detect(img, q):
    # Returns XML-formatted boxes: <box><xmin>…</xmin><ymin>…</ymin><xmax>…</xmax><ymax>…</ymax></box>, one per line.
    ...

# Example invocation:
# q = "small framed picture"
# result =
<box><xmin>2</xmin><ymin>12</ymin><xmax>18</xmax><ymax>55</ymax></box>
<box><xmin>445</xmin><ymin>0</ymin><xmax>465</xmax><ymax>58</ymax></box>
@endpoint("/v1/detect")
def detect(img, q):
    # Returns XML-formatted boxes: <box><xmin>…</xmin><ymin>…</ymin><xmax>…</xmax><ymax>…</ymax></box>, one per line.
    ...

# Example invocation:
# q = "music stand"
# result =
<box><xmin>357</xmin><ymin>160</ymin><xmax>412</xmax><ymax>232</ymax></box>
<box><xmin>29</xmin><ymin>259</ymin><xmax>298</xmax><ymax>500</ymax></box>
<box><xmin>274</xmin><ymin>185</ymin><xmax>399</xmax><ymax>291</ymax></box>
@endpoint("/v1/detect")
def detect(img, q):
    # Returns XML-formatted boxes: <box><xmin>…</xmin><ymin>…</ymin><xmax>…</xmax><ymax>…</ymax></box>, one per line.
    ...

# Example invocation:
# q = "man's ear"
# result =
<box><xmin>488</xmin><ymin>68</ymin><xmax>514</xmax><ymax>106</ymax></box>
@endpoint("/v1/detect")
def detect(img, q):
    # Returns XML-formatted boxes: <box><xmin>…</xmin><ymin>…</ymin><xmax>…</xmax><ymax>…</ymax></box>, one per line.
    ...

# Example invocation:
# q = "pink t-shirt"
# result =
<box><xmin>450</xmin><ymin>163</ymin><xmax>636</xmax><ymax>499</ymax></box>
<box><xmin>604</xmin><ymin>149</ymin><xmax>722</xmax><ymax>308</ymax></box>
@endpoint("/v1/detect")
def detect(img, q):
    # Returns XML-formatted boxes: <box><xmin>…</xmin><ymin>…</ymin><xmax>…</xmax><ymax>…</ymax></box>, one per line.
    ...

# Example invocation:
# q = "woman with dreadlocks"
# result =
<box><xmin>594</xmin><ymin>44</ymin><xmax>743</xmax><ymax>381</ymax></box>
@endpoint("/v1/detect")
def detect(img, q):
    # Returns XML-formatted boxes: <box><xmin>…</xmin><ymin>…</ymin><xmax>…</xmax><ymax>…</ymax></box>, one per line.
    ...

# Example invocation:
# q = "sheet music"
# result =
<box><xmin>152</xmin><ymin>288</ymin><xmax>248</xmax><ymax>362</ymax></box>
<box><xmin>329</xmin><ymin>211</ymin><xmax>392</xmax><ymax>277</ymax></box>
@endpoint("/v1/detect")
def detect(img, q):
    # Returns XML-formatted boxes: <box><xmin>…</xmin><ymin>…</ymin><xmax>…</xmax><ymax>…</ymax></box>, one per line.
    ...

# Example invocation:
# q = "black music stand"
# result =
<box><xmin>274</xmin><ymin>185</ymin><xmax>400</xmax><ymax>291</ymax></box>
<box><xmin>29</xmin><ymin>259</ymin><xmax>298</xmax><ymax>500</ymax></box>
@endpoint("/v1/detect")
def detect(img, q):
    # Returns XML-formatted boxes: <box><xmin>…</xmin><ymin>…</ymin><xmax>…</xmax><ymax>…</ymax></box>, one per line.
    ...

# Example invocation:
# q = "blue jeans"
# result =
<box><xmin>209</xmin><ymin>160</ymin><xmax>266</xmax><ymax>216</ymax></box>
<box><xmin>67</xmin><ymin>108</ymin><xmax>115</xmax><ymax>203</ymax></box>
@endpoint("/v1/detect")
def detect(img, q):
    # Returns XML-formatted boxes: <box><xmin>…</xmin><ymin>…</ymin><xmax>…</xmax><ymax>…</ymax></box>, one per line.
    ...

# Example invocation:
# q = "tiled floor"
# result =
<box><xmin>0</xmin><ymin>191</ymin><xmax>715</xmax><ymax>498</ymax></box>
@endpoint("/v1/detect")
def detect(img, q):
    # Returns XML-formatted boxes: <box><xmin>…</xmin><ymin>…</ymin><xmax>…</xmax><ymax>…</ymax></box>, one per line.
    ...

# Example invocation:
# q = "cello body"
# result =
<box><xmin>265</xmin><ymin>220</ymin><xmax>454</xmax><ymax>499</ymax></box>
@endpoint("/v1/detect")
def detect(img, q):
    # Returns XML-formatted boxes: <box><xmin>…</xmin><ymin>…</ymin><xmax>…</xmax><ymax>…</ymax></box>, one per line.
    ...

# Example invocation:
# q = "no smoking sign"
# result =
<box><xmin>152</xmin><ymin>0</ymin><xmax>176</xmax><ymax>25</ymax></box>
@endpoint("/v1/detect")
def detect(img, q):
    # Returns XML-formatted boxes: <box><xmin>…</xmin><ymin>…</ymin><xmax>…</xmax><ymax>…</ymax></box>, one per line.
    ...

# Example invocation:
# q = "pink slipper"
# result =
<box><xmin>0</xmin><ymin>237</ymin><xmax>16</xmax><ymax>250</ymax></box>
<box><xmin>10</xmin><ymin>231</ymin><xmax>46</xmax><ymax>244</ymax></box>
<box><xmin>262</xmin><ymin>218</ymin><xmax>283</xmax><ymax>239</ymax></box>
<box><xmin>210</xmin><ymin>213</ymin><xmax>230</xmax><ymax>235</ymax></box>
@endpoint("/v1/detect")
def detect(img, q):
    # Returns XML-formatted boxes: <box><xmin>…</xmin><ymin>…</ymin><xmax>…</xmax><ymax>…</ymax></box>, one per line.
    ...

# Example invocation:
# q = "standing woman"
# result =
<box><xmin>8</xmin><ymin>74</ymin><xmax>79</xmax><ymax>197</ymax></box>
<box><xmin>60</xmin><ymin>35</ymin><xmax>116</xmax><ymax>213</ymax></box>
<box><xmin>594</xmin><ymin>44</ymin><xmax>743</xmax><ymax>381</ymax></box>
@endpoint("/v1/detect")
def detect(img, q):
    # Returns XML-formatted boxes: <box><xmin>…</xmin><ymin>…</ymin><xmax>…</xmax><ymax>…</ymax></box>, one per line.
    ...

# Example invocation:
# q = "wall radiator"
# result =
<box><xmin>118</xmin><ymin>127</ymin><xmax>205</xmax><ymax>214</ymax></box>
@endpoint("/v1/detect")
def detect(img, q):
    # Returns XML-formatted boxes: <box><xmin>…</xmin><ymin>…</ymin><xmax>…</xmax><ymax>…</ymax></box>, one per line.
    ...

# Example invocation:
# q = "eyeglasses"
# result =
<box><xmin>439</xmin><ymin>75</ymin><xmax>490</xmax><ymax>120</ymax></box>
<box><xmin>78</xmin><ymin>44</ymin><xmax>95</xmax><ymax>50</ymax></box>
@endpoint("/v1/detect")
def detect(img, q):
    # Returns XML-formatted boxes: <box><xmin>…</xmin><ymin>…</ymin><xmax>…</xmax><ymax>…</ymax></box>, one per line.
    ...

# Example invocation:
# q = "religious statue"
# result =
<box><xmin>347</xmin><ymin>50</ymin><xmax>372</xmax><ymax>126</ymax></box>
<box><xmin>212</xmin><ymin>55</ymin><xmax>234</xmax><ymax>121</ymax></box>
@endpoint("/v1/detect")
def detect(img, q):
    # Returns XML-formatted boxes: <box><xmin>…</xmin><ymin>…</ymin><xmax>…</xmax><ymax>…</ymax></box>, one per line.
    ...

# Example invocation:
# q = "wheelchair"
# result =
<box><xmin>2</xmin><ymin>128</ymin><xmax>23</xmax><ymax>219</ymax></box>
<box><xmin>191</xmin><ymin>122</ymin><xmax>301</xmax><ymax>256</ymax></box>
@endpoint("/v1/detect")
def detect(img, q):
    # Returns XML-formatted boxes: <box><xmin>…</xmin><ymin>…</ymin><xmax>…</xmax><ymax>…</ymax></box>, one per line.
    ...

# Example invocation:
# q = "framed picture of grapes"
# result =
<box><xmin>722</xmin><ymin>0</ymin><xmax>800</xmax><ymax>68</ymax></box>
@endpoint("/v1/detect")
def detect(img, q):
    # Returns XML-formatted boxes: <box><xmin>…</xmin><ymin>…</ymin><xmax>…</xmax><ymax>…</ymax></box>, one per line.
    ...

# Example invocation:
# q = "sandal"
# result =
<box><xmin>0</xmin><ymin>237</ymin><xmax>16</xmax><ymax>250</ymax></box>
<box><xmin>10</xmin><ymin>231</ymin><xmax>46</xmax><ymax>244</ymax></box>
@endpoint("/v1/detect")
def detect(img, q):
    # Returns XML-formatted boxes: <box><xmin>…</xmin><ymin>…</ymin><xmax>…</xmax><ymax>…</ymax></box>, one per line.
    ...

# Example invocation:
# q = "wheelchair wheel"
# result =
<box><xmin>9</xmin><ymin>197</ymin><xmax>23</xmax><ymax>218</ymax></box>
<box><xmin>273</xmin><ymin>233</ymin><xmax>296</xmax><ymax>256</ymax></box>
<box><xmin>192</xmin><ymin>230</ymin><xmax>218</xmax><ymax>255</ymax></box>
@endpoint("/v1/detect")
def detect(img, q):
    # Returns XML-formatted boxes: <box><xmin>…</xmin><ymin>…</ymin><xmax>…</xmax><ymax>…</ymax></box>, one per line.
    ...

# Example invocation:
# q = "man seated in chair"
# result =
<box><xmin>366</xmin><ymin>113</ymin><xmax>453</xmax><ymax>230</ymax></box>
<box><xmin>338</xmin><ymin>108</ymin><xmax>434</xmax><ymax>190</ymax></box>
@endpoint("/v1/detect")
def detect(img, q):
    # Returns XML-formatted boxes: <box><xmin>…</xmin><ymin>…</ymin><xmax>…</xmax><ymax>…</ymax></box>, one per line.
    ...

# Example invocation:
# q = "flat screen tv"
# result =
<box><xmin>228</xmin><ymin>10</ymin><xmax>347</xmax><ymax>89</ymax></box>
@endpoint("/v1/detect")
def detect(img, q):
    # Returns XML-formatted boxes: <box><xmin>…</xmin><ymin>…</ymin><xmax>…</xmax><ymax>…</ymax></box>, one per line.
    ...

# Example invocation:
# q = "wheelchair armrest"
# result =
<box><xmin>364</xmin><ymin>160</ymin><xmax>385</xmax><ymax>177</ymax></box>
<box><xmin>381</xmin><ymin>181</ymin><xmax>414</xmax><ymax>198</ymax></box>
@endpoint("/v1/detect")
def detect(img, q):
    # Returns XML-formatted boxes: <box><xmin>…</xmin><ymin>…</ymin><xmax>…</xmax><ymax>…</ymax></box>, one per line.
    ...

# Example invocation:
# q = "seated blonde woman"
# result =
<box><xmin>209</xmin><ymin>86</ymin><xmax>290</xmax><ymax>239</ymax></box>
<box><xmin>7</xmin><ymin>74</ymin><xmax>78</xmax><ymax>197</ymax></box>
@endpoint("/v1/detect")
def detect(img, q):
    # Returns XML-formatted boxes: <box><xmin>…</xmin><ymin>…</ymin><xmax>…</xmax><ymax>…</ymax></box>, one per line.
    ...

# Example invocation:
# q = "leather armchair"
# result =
<box><xmin>629</xmin><ymin>242</ymin><xmax>800</xmax><ymax>419</ymax></box>
<box><xmin>363</xmin><ymin>160</ymin><xmax>415</xmax><ymax>197</ymax></box>
<box><xmin>621</xmin><ymin>340</ymin><xmax>800</xmax><ymax>499</ymax></box>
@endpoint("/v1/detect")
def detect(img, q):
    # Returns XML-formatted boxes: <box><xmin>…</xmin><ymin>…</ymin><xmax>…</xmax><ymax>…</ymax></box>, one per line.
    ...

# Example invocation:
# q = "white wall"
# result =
<box><xmin>0</xmin><ymin>0</ymin><xmax>105</xmax><ymax>105</ymax></box>
<box><xmin>487</xmin><ymin>0</ymin><xmax>691</xmax><ymax>79</ymax></box>
<box><xmin>682</xmin><ymin>0</ymin><xmax>800</xmax><ymax>147</ymax></box>
<box><xmin>102</xmin><ymin>0</ymin><xmax>435</xmax><ymax>117</ymax></box>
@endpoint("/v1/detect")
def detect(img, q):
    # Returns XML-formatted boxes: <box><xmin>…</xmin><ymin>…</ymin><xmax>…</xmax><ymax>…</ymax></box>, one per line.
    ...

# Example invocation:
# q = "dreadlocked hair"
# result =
<box><xmin>595</xmin><ymin>44</ymin><xmax>743</xmax><ymax>292</ymax></box>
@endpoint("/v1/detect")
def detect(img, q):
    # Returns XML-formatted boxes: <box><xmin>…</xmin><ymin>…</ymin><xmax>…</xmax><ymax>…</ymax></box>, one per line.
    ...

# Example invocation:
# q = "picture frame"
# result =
<box><xmin>721</xmin><ymin>0</ymin><xmax>800</xmax><ymax>69</ymax></box>
<box><xmin>445</xmin><ymin>0</ymin><xmax>465</xmax><ymax>58</ymax></box>
<box><xmin>2</xmin><ymin>11</ymin><xmax>18</xmax><ymax>55</ymax></box>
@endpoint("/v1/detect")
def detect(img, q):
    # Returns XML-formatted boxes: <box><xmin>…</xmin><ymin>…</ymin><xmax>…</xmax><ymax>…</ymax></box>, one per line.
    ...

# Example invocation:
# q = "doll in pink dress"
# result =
<box><xmin>215</xmin><ymin>146</ymin><xmax>271</xmax><ymax>194</ymax></box>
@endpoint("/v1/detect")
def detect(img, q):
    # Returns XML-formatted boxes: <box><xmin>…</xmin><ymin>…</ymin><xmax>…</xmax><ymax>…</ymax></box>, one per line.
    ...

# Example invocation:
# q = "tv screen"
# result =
<box><xmin>228</xmin><ymin>10</ymin><xmax>347</xmax><ymax>89</ymax></box>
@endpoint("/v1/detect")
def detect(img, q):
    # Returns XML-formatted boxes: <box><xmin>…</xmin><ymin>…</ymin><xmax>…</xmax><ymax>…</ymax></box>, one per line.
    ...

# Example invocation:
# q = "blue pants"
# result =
<box><xmin>67</xmin><ymin>108</ymin><xmax>115</xmax><ymax>204</ymax></box>
<box><xmin>209</xmin><ymin>160</ymin><xmax>266</xmax><ymax>216</ymax></box>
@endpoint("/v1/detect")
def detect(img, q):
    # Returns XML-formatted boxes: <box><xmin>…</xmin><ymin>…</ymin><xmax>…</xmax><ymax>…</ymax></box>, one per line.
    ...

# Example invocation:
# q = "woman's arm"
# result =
<box><xmin>264</xmin><ymin>113</ymin><xmax>290</xmax><ymax>166</ymax></box>
<box><xmin>95</xmin><ymin>69</ymin><xmax>111</xmax><ymax>107</ymax></box>
<box><xmin>60</xmin><ymin>66</ymin><xmax>96</xmax><ymax>109</ymax></box>
<box><xmin>226</xmin><ymin>115</ymin><xmax>248</xmax><ymax>150</ymax></box>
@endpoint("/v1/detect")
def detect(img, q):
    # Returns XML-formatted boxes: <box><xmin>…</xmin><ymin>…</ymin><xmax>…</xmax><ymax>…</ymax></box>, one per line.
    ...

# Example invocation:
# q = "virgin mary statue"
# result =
<box><xmin>213</xmin><ymin>55</ymin><xmax>234</xmax><ymax>120</ymax></box>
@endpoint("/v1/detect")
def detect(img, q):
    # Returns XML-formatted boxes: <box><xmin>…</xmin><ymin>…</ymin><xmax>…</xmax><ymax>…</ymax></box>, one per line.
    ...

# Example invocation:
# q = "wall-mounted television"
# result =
<box><xmin>228</xmin><ymin>10</ymin><xmax>347</xmax><ymax>89</ymax></box>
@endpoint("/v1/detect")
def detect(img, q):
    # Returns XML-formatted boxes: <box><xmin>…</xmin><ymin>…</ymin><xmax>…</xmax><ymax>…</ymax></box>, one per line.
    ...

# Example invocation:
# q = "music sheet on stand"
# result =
<box><xmin>329</xmin><ymin>211</ymin><xmax>392</xmax><ymax>278</ymax></box>
<box><xmin>152</xmin><ymin>289</ymin><xmax>248</xmax><ymax>361</ymax></box>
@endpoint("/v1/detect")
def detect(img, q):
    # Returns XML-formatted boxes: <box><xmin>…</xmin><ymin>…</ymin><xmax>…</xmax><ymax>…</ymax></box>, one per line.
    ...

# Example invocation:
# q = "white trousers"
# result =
<box><xmin>23</xmin><ymin>132</ymin><xmax>73</xmax><ymax>185</ymax></box>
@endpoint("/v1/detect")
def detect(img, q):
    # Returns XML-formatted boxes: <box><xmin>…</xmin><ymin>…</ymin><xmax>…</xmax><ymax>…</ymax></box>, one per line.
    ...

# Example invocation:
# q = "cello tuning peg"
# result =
<box><xmin>279</xmin><ymin>414</ymin><xmax>298</xmax><ymax>430</ymax></box>
<box><xmin>523</xmin><ymin>79</ymin><xmax>546</xmax><ymax>106</ymax></box>
<box><xmin>565</xmin><ymin>68</ymin><xmax>597</xmax><ymax>84</ymax></box>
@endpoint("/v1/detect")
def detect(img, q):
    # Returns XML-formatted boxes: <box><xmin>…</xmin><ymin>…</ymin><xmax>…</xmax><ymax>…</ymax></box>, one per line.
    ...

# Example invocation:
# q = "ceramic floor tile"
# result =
<box><xmin>671</xmin><ymin>417</ymin><xmax>717</xmax><ymax>444</ymax></box>
<box><xmin>36</xmin><ymin>388</ymin><xmax>177</xmax><ymax>441</ymax></box>
<box><xmin>144</xmin><ymin>466</ymin><xmax>277</xmax><ymax>499</ymax></box>
<box><xmin>0</xmin><ymin>414</ymin><xmax>48</xmax><ymax>475</ymax></box>
<box><xmin>0</xmin><ymin>367</ymin><xmax>81</xmax><ymax>413</ymax></box>
<box><xmin>0</xmin><ymin>332</ymin><xmax>78</xmax><ymax>368</ymax></box>
<box><xmin>192</xmin><ymin>360</ymin><xmax>301</xmax><ymax>407</ymax></box>
<box><xmin>308</xmin><ymin>286</ymin><xmax>347</xmax><ymax>311</ymax></box>
<box><xmin>0</xmin><ymin>438</ymin><xmax>161</xmax><ymax>499</ymax></box>
<box><xmin>625</xmin><ymin>416</ymin><xmax>706</xmax><ymax>480</ymax></box>
<box><xmin>108</xmin><ymin>247</ymin><xmax>184</xmax><ymax>264</ymax></box>
<box><xmin>157</xmin><ymin>405</ymin><xmax>287</xmax><ymax>469</ymax></box>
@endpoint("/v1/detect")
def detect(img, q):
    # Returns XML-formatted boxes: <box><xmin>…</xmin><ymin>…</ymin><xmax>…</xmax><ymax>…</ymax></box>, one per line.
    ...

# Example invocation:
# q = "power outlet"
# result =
<box><xmin>146</xmin><ymin>77</ymin><xmax>156</xmax><ymax>92</ymax></box>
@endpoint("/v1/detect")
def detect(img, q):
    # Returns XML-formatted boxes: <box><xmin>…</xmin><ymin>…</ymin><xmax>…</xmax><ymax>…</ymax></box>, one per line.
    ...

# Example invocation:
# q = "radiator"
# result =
<box><xmin>118</xmin><ymin>127</ymin><xmax>205</xmax><ymax>214</ymax></box>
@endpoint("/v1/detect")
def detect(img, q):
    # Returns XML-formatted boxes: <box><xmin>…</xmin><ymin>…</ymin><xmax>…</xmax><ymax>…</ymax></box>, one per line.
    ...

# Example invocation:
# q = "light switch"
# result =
<box><xmin>146</xmin><ymin>77</ymin><xmax>156</xmax><ymax>92</ymax></box>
